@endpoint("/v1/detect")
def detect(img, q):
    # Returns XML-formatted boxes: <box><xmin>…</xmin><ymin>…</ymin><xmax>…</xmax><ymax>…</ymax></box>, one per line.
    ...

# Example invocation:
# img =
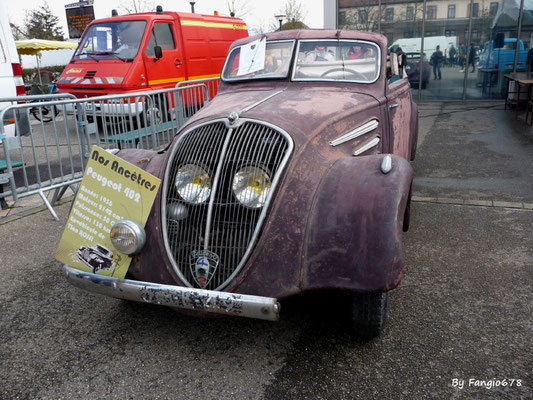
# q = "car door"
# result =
<box><xmin>386</xmin><ymin>77</ymin><xmax>413</xmax><ymax>160</ymax></box>
<box><xmin>143</xmin><ymin>21</ymin><xmax>186</xmax><ymax>89</ymax></box>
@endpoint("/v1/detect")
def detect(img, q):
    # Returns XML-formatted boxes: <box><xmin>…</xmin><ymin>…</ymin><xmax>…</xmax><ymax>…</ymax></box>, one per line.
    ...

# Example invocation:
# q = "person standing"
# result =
<box><xmin>467</xmin><ymin>43</ymin><xmax>476</xmax><ymax>73</ymax></box>
<box><xmin>431</xmin><ymin>45</ymin><xmax>443</xmax><ymax>80</ymax></box>
<box><xmin>459</xmin><ymin>43</ymin><xmax>467</xmax><ymax>71</ymax></box>
<box><xmin>449</xmin><ymin>44</ymin><xmax>456</xmax><ymax>65</ymax></box>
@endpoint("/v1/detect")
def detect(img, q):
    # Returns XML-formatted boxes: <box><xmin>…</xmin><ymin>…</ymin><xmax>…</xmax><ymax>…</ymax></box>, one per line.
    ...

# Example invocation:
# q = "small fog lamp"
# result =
<box><xmin>110</xmin><ymin>219</ymin><xmax>146</xmax><ymax>255</ymax></box>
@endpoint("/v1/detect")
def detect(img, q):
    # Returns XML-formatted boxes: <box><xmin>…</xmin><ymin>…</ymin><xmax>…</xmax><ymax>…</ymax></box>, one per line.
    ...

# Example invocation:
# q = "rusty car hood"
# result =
<box><xmin>185</xmin><ymin>83</ymin><xmax>382</xmax><ymax>148</ymax></box>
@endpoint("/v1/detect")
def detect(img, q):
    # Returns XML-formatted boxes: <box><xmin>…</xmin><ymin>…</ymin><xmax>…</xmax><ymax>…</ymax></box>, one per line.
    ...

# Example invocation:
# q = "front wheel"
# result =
<box><xmin>351</xmin><ymin>292</ymin><xmax>389</xmax><ymax>339</ymax></box>
<box><xmin>31</xmin><ymin>104</ymin><xmax>59</xmax><ymax>122</ymax></box>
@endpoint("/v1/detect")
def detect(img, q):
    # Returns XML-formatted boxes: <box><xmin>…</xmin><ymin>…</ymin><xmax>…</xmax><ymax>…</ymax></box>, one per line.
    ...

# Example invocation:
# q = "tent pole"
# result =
<box><xmin>36</xmin><ymin>54</ymin><xmax>43</xmax><ymax>87</ymax></box>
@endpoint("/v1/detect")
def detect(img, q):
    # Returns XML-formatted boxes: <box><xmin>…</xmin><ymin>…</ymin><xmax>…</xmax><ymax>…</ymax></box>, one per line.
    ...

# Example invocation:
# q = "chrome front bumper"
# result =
<box><xmin>63</xmin><ymin>265</ymin><xmax>280</xmax><ymax>321</ymax></box>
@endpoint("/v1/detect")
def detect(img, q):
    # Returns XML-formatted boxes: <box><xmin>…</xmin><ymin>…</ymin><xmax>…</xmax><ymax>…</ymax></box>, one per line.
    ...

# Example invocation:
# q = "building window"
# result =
<box><xmin>490</xmin><ymin>2</ymin><xmax>498</xmax><ymax>16</ymax></box>
<box><xmin>359</xmin><ymin>10</ymin><xmax>368</xmax><ymax>24</ymax></box>
<box><xmin>427</xmin><ymin>6</ymin><xmax>437</xmax><ymax>20</ymax></box>
<box><xmin>445</xmin><ymin>29</ymin><xmax>457</xmax><ymax>37</ymax></box>
<box><xmin>468</xmin><ymin>3</ymin><xmax>479</xmax><ymax>17</ymax></box>
<box><xmin>448</xmin><ymin>4</ymin><xmax>456</xmax><ymax>18</ymax></box>
<box><xmin>339</xmin><ymin>11</ymin><xmax>346</xmax><ymax>26</ymax></box>
<box><xmin>406</xmin><ymin>6</ymin><xmax>414</xmax><ymax>20</ymax></box>
<box><xmin>386</xmin><ymin>8</ymin><xmax>394</xmax><ymax>22</ymax></box>
<box><xmin>465</xmin><ymin>29</ymin><xmax>479</xmax><ymax>40</ymax></box>
<box><xmin>426</xmin><ymin>31</ymin><xmax>438</xmax><ymax>37</ymax></box>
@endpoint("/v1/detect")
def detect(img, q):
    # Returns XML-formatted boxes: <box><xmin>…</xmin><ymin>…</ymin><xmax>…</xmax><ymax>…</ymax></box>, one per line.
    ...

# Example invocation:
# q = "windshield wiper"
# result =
<box><xmin>77</xmin><ymin>52</ymin><xmax>100</xmax><ymax>62</ymax></box>
<box><xmin>93</xmin><ymin>51</ymin><xmax>127</xmax><ymax>62</ymax></box>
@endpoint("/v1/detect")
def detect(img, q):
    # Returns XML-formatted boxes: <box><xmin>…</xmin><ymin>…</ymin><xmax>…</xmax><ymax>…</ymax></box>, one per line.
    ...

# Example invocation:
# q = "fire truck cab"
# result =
<box><xmin>57</xmin><ymin>7</ymin><xmax>248</xmax><ymax>98</ymax></box>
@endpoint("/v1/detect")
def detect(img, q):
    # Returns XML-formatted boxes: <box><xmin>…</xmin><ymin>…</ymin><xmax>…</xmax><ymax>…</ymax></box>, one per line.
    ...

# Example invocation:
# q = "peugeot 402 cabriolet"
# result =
<box><xmin>62</xmin><ymin>29</ymin><xmax>418</xmax><ymax>338</ymax></box>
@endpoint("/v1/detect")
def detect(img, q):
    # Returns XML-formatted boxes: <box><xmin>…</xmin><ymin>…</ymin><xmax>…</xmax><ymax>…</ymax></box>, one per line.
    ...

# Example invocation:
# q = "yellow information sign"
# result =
<box><xmin>56</xmin><ymin>146</ymin><xmax>160</xmax><ymax>278</ymax></box>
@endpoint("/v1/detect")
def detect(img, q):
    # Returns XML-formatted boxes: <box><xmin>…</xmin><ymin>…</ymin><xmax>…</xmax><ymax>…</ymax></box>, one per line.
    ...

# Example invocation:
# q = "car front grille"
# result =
<box><xmin>161</xmin><ymin>119</ymin><xmax>293</xmax><ymax>290</ymax></box>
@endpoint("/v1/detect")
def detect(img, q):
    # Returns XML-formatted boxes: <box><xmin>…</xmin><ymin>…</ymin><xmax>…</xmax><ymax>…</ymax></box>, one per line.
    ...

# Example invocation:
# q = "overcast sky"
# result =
<box><xmin>6</xmin><ymin>0</ymin><xmax>325</xmax><ymax>37</ymax></box>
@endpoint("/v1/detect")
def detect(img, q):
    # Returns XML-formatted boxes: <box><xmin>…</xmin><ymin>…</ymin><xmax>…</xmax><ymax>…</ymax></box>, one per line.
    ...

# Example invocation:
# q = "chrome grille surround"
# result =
<box><xmin>161</xmin><ymin>118</ymin><xmax>294</xmax><ymax>291</ymax></box>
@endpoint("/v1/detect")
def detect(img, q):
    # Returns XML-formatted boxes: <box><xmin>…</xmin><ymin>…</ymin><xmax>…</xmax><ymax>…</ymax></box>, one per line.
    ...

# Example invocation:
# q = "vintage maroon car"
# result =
<box><xmin>63</xmin><ymin>30</ymin><xmax>418</xmax><ymax>338</ymax></box>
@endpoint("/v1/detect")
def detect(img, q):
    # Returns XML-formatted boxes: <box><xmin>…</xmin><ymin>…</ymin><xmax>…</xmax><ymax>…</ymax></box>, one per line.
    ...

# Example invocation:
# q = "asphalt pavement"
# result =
<box><xmin>0</xmin><ymin>102</ymin><xmax>532</xmax><ymax>399</ymax></box>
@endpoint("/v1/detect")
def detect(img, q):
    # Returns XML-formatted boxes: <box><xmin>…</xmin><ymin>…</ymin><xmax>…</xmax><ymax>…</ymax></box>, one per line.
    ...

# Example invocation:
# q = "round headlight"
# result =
<box><xmin>175</xmin><ymin>164</ymin><xmax>211</xmax><ymax>204</ymax></box>
<box><xmin>110</xmin><ymin>219</ymin><xmax>146</xmax><ymax>255</ymax></box>
<box><xmin>232</xmin><ymin>166</ymin><xmax>272</xmax><ymax>208</ymax></box>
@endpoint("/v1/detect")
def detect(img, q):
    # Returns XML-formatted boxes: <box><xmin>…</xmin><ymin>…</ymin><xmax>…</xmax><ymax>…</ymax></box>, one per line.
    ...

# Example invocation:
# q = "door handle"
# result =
<box><xmin>389</xmin><ymin>103</ymin><xmax>399</xmax><ymax>109</ymax></box>
<box><xmin>175</xmin><ymin>60</ymin><xmax>182</xmax><ymax>66</ymax></box>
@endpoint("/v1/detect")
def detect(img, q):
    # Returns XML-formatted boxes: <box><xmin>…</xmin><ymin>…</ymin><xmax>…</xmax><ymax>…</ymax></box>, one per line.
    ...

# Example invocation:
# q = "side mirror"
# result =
<box><xmin>154</xmin><ymin>46</ymin><xmax>163</xmax><ymax>60</ymax></box>
<box><xmin>390</xmin><ymin>52</ymin><xmax>400</xmax><ymax>77</ymax></box>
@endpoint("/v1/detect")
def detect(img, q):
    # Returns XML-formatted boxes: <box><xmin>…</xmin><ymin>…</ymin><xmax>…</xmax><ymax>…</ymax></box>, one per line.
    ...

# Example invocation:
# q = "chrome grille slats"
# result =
<box><xmin>165</xmin><ymin>122</ymin><xmax>227</xmax><ymax>285</ymax></box>
<box><xmin>210</xmin><ymin>122</ymin><xmax>264</xmax><ymax>288</ymax></box>
<box><xmin>162</xmin><ymin>119</ymin><xmax>293</xmax><ymax>290</ymax></box>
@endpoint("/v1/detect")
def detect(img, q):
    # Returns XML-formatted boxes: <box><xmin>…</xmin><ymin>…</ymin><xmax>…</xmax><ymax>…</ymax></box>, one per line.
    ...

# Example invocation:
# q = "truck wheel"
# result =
<box><xmin>351</xmin><ymin>292</ymin><xmax>388</xmax><ymax>339</ymax></box>
<box><xmin>422</xmin><ymin>80</ymin><xmax>427</xmax><ymax>89</ymax></box>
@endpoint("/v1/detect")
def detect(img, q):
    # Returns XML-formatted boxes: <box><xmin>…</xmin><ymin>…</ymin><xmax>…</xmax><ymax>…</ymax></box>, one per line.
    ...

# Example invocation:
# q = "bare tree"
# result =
<box><xmin>10</xmin><ymin>23</ymin><xmax>27</xmax><ymax>40</ymax></box>
<box><xmin>118</xmin><ymin>0</ymin><xmax>154</xmax><ymax>14</ymax></box>
<box><xmin>283</xmin><ymin>0</ymin><xmax>307</xmax><ymax>26</ymax></box>
<box><xmin>225</xmin><ymin>0</ymin><xmax>252</xmax><ymax>18</ymax></box>
<box><xmin>340</xmin><ymin>4</ymin><xmax>381</xmax><ymax>32</ymax></box>
<box><xmin>269</xmin><ymin>0</ymin><xmax>308</xmax><ymax>31</ymax></box>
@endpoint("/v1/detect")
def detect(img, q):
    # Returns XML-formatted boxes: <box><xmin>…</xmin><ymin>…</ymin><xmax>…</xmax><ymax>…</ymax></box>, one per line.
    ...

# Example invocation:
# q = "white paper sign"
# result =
<box><xmin>237</xmin><ymin>38</ymin><xmax>266</xmax><ymax>76</ymax></box>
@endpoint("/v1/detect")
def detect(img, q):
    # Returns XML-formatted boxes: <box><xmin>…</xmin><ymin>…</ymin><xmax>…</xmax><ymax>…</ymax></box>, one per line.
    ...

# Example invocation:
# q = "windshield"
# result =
<box><xmin>293</xmin><ymin>40</ymin><xmax>380</xmax><ymax>83</ymax></box>
<box><xmin>222</xmin><ymin>40</ymin><xmax>295</xmax><ymax>81</ymax></box>
<box><xmin>74</xmin><ymin>20</ymin><xmax>146</xmax><ymax>61</ymax></box>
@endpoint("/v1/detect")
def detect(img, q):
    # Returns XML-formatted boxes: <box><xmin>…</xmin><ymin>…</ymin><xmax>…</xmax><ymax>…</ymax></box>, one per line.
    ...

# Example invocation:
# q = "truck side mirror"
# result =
<box><xmin>154</xmin><ymin>46</ymin><xmax>163</xmax><ymax>60</ymax></box>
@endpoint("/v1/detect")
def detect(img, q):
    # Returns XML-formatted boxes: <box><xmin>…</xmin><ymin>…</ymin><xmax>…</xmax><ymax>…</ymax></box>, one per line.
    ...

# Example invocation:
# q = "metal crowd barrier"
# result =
<box><xmin>0</xmin><ymin>82</ymin><xmax>212</xmax><ymax>220</ymax></box>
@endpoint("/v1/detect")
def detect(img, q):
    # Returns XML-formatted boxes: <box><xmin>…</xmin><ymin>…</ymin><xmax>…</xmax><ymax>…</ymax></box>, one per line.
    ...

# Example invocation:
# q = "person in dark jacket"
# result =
<box><xmin>449</xmin><ymin>44</ymin><xmax>456</xmax><ymax>65</ymax></box>
<box><xmin>431</xmin><ymin>45</ymin><xmax>443</xmax><ymax>80</ymax></box>
<box><xmin>467</xmin><ymin>43</ymin><xmax>476</xmax><ymax>73</ymax></box>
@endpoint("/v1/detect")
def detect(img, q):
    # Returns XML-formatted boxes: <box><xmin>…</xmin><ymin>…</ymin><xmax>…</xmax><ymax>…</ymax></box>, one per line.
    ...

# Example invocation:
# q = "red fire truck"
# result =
<box><xmin>57</xmin><ymin>7</ymin><xmax>248</xmax><ymax>98</ymax></box>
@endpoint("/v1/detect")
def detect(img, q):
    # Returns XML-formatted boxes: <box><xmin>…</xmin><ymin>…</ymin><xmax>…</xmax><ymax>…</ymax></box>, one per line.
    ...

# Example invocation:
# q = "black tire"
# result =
<box><xmin>31</xmin><ymin>104</ymin><xmax>59</xmax><ymax>122</ymax></box>
<box><xmin>403</xmin><ymin>185</ymin><xmax>412</xmax><ymax>232</ymax></box>
<box><xmin>351</xmin><ymin>292</ymin><xmax>389</xmax><ymax>339</ymax></box>
<box><xmin>421</xmin><ymin>80</ymin><xmax>427</xmax><ymax>89</ymax></box>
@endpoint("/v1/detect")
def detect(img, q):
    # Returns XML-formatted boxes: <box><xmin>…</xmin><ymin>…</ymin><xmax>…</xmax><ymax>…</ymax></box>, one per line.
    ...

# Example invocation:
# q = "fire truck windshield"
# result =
<box><xmin>74</xmin><ymin>20</ymin><xmax>147</xmax><ymax>61</ymax></box>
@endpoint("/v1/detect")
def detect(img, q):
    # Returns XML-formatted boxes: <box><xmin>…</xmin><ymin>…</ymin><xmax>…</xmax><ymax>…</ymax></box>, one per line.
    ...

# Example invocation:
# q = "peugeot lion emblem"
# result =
<box><xmin>190</xmin><ymin>250</ymin><xmax>219</xmax><ymax>288</ymax></box>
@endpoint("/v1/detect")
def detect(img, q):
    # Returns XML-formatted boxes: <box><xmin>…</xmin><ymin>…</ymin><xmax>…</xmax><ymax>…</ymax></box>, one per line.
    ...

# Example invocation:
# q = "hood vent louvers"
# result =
<box><xmin>84</xmin><ymin>71</ymin><xmax>97</xmax><ymax>79</ymax></box>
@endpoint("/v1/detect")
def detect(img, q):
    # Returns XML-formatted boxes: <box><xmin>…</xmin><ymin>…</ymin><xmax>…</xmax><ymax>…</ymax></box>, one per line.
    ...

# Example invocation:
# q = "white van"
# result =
<box><xmin>0</xmin><ymin>2</ymin><xmax>28</xmax><ymax>138</ymax></box>
<box><xmin>390</xmin><ymin>36</ymin><xmax>457</xmax><ymax>58</ymax></box>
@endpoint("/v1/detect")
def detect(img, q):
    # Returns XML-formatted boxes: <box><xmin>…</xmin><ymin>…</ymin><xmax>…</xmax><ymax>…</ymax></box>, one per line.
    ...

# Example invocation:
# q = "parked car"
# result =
<box><xmin>478</xmin><ymin>38</ymin><xmax>528</xmax><ymax>71</ymax></box>
<box><xmin>0</xmin><ymin>1</ymin><xmax>30</xmax><ymax>138</ymax></box>
<box><xmin>62</xmin><ymin>30</ymin><xmax>418</xmax><ymax>338</ymax></box>
<box><xmin>404</xmin><ymin>52</ymin><xmax>430</xmax><ymax>89</ymax></box>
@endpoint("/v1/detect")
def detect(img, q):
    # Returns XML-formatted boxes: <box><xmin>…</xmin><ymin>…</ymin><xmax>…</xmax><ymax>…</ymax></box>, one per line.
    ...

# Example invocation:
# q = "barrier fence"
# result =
<box><xmin>0</xmin><ymin>79</ymin><xmax>217</xmax><ymax>220</ymax></box>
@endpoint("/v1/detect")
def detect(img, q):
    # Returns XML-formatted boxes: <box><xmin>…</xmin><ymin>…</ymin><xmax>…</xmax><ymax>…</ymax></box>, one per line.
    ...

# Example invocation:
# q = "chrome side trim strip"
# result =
<box><xmin>353</xmin><ymin>136</ymin><xmax>380</xmax><ymax>156</ymax></box>
<box><xmin>239</xmin><ymin>90</ymin><xmax>285</xmax><ymax>114</ymax></box>
<box><xmin>63</xmin><ymin>265</ymin><xmax>280</xmax><ymax>321</ymax></box>
<box><xmin>330</xmin><ymin>119</ymin><xmax>379</xmax><ymax>147</ymax></box>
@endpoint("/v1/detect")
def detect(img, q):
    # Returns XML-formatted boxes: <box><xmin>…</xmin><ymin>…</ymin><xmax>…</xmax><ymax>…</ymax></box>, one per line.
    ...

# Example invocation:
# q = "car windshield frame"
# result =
<box><xmin>73</xmin><ymin>20</ymin><xmax>147</xmax><ymax>61</ymax></box>
<box><xmin>221</xmin><ymin>40</ymin><xmax>296</xmax><ymax>82</ymax></box>
<box><xmin>292</xmin><ymin>39</ymin><xmax>381</xmax><ymax>84</ymax></box>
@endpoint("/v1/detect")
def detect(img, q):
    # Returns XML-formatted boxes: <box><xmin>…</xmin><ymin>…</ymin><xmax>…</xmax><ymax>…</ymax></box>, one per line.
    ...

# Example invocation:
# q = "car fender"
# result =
<box><xmin>303</xmin><ymin>154</ymin><xmax>413</xmax><ymax>293</ymax></box>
